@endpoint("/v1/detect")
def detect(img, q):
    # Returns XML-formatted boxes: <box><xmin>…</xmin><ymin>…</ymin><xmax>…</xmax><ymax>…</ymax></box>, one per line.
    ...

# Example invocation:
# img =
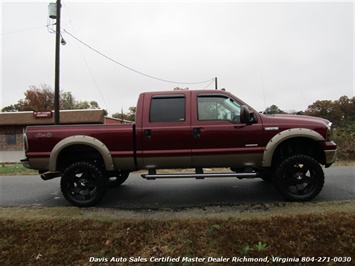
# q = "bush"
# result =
<box><xmin>333</xmin><ymin>124</ymin><xmax>355</xmax><ymax>161</ymax></box>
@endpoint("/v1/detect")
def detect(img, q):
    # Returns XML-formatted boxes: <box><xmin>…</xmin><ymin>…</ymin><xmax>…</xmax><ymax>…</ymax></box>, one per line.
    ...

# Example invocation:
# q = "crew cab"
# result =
<box><xmin>21</xmin><ymin>90</ymin><xmax>337</xmax><ymax>206</ymax></box>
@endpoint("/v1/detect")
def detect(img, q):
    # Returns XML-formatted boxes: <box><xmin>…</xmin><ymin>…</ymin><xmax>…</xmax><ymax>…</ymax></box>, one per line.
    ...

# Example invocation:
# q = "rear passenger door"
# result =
<box><xmin>141</xmin><ymin>92</ymin><xmax>192</xmax><ymax>169</ymax></box>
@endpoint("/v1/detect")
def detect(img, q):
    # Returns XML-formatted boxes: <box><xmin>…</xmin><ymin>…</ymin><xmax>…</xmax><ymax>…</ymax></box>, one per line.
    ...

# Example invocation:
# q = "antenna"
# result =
<box><xmin>261</xmin><ymin>73</ymin><xmax>267</xmax><ymax>112</ymax></box>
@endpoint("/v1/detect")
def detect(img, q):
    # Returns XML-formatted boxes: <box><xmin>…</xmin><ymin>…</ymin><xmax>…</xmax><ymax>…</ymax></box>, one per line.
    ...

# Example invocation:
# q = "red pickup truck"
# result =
<box><xmin>22</xmin><ymin>90</ymin><xmax>337</xmax><ymax>206</ymax></box>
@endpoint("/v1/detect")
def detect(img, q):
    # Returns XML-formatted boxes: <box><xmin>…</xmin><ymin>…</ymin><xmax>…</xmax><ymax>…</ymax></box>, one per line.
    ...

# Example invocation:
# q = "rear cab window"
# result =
<box><xmin>150</xmin><ymin>94</ymin><xmax>186</xmax><ymax>122</ymax></box>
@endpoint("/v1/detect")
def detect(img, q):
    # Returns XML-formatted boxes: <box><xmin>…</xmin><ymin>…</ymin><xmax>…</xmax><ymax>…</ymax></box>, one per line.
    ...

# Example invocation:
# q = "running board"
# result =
<box><xmin>141</xmin><ymin>171</ymin><xmax>260</xmax><ymax>180</ymax></box>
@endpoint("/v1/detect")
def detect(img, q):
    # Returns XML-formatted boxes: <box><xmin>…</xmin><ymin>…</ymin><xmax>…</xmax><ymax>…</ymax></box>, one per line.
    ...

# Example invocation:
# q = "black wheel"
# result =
<box><xmin>108</xmin><ymin>171</ymin><xmax>130</xmax><ymax>188</ymax></box>
<box><xmin>260</xmin><ymin>169</ymin><xmax>272</xmax><ymax>182</ymax></box>
<box><xmin>273</xmin><ymin>154</ymin><xmax>324</xmax><ymax>201</ymax></box>
<box><xmin>60</xmin><ymin>161</ymin><xmax>108</xmax><ymax>207</ymax></box>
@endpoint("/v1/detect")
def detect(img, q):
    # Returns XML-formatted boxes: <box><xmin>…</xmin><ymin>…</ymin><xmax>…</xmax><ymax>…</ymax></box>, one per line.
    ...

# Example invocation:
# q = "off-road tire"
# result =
<box><xmin>273</xmin><ymin>154</ymin><xmax>324</xmax><ymax>202</ymax></box>
<box><xmin>60</xmin><ymin>161</ymin><xmax>108</xmax><ymax>207</ymax></box>
<box><xmin>260</xmin><ymin>169</ymin><xmax>272</xmax><ymax>182</ymax></box>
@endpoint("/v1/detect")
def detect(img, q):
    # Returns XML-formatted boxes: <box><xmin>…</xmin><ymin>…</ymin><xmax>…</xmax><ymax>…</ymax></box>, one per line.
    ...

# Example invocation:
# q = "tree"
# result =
<box><xmin>264</xmin><ymin>105</ymin><xmax>286</xmax><ymax>114</ymax></box>
<box><xmin>1</xmin><ymin>104</ymin><xmax>19</xmax><ymax>112</ymax></box>
<box><xmin>334</xmin><ymin>96</ymin><xmax>353</xmax><ymax>125</ymax></box>
<box><xmin>60</xmin><ymin>91</ymin><xmax>76</xmax><ymax>109</ymax></box>
<box><xmin>350</xmin><ymin>97</ymin><xmax>355</xmax><ymax>122</ymax></box>
<box><xmin>304</xmin><ymin>96</ymin><xmax>355</xmax><ymax>127</ymax></box>
<box><xmin>112</xmin><ymin>106</ymin><xmax>136</xmax><ymax>121</ymax></box>
<box><xmin>1</xmin><ymin>84</ymin><xmax>55</xmax><ymax>112</ymax></box>
<box><xmin>1</xmin><ymin>84</ymin><xmax>102</xmax><ymax>113</ymax></box>
<box><xmin>304</xmin><ymin>100</ymin><xmax>334</xmax><ymax>119</ymax></box>
<box><xmin>61</xmin><ymin>91</ymin><xmax>100</xmax><ymax>110</ymax></box>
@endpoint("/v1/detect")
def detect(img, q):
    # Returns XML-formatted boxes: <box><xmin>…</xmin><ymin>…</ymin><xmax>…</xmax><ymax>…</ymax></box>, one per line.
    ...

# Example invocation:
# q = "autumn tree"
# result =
<box><xmin>1</xmin><ymin>84</ymin><xmax>102</xmax><ymax>112</ymax></box>
<box><xmin>304</xmin><ymin>96</ymin><xmax>355</xmax><ymax>127</ymax></box>
<box><xmin>334</xmin><ymin>96</ymin><xmax>355</xmax><ymax>125</ymax></box>
<box><xmin>2</xmin><ymin>84</ymin><xmax>54</xmax><ymax>112</ymax></box>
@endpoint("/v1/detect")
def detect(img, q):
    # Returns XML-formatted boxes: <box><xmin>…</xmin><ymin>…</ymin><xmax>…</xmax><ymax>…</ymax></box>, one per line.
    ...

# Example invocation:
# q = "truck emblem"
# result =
<box><xmin>35</xmin><ymin>132</ymin><xmax>53</xmax><ymax>138</ymax></box>
<box><xmin>245</xmin><ymin>144</ymin><xmax>258</xmax><ymax>147</ymax></box>
<box><xmin>265</xmin><ymin>127</ymin><xmax>279</xmax><ymax>131</ymax></box>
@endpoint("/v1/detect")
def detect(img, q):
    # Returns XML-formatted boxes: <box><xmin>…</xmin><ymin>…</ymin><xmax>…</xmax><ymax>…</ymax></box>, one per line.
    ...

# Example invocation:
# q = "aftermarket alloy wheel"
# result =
<box><xmin>60</xmin><ymin>161</ymin><xmax>108</xmax><ymax>207</ymax></box>
<box><xmin>273</xmin><ymin>154</ymin><xmax>324</xmax><ymax>202</ymax></box>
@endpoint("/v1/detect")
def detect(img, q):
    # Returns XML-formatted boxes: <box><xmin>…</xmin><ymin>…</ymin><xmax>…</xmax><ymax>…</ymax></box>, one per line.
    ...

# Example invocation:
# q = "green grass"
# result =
<box><xmin>0</xmin><ymin>206</ymin><xmax>354</xmax><ymax>266</ymax></box>
<box><xmin>0</xmin><ymin>164</ymin><xmax>37</xmax><ymax>175</ymax></box>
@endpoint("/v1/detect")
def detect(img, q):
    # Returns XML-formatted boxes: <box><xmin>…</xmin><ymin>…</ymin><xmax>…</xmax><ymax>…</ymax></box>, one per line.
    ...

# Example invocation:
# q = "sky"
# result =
<box><xmin>1</xmin><ymin>0</ymin><xmax>354</xmax><ymax>116</ymax></box>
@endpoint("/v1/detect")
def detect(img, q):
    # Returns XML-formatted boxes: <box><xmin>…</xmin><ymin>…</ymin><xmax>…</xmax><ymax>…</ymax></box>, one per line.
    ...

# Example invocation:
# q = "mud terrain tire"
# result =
<box><xmin>61</xmin><ymin>161</ymin><xmax>108</xmax><ymax>207</ymax></box>
<box><xmin>273</xmin><ymin>154</ymin><xmax>324</xmax><ymax>202</ymax></box>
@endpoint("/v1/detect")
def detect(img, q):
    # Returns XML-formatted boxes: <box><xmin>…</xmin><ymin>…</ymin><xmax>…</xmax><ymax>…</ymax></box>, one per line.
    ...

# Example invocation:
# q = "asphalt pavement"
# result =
<box><xmin>0</xmin><ymin>166</ymin><xmax>354</xmax><ymax>208</ymax></box>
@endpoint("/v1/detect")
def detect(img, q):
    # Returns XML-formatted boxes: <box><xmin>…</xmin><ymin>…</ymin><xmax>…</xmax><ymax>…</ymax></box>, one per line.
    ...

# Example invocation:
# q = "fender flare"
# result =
<box><xmin>49</xmin><ymin>135</ymin><xmax>114</xmax><ymax>172</ymax></box>
<box><xmin>262</xmin><ymin>128</ymin><xmax>324</xmax><ymax>167</ymax></box>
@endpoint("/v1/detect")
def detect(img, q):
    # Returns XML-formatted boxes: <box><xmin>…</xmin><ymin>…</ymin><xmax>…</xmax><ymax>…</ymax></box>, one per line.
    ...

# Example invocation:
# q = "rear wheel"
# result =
<box><xmin>60</xmin><ymin>161</ymin><xmax>108</xmax><ymax>207</ymax></box>
<box><xmin>273</xmin><ymin>154</ymin><xmax>324</xmax><ymax>201</ymax></box>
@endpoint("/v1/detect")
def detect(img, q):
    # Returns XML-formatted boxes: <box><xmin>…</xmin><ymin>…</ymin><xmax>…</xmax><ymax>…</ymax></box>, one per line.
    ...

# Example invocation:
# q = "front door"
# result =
<box><xmin>191</xmin><ymin>92</ymin><xmax>264</xmax><ymax>168</ymax></box>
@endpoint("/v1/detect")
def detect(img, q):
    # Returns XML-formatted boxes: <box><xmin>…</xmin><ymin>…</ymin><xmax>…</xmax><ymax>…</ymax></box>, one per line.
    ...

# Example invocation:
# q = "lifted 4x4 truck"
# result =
<box><xmin>21</xmin><ymin>90</ymin><xmax>337</xmax><ymax>207</ymax></box>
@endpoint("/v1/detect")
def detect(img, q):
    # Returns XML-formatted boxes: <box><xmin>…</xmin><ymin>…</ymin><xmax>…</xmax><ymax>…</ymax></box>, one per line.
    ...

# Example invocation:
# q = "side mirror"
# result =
<box><xmin>240</xmin><ymin>105</ymin><xmax>251</xmax><ymax>124</ymax></box>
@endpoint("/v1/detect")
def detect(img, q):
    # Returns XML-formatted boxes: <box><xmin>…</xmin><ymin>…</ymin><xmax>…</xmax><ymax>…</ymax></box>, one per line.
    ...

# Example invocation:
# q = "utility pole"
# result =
<box><xmin>54</xmin><ymin>0</ymin><xmax>61</xmax><ymax>124</ymax></box>
<box><xmin>215</xmin><ymin>77</ymin><xmax>218</xmax><ymax>90</ymax></box>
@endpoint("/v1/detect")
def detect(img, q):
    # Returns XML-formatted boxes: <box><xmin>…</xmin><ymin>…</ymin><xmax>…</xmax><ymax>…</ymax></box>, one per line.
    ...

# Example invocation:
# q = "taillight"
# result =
<box><xmin>23</xmin><ymin>132</ymin><xmax>28</xmax><ymax>152</ymax></box>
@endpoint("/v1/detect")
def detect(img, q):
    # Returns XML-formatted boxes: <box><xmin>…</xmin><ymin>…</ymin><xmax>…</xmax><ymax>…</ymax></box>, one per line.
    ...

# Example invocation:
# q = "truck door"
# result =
<box><xmin>140</xmin><ymin>92</ymin><xmax>192</xmax><ymax>169</ymax></box>
<box><xmin>191</xmin><ymin>92</ymin><xmax>264</xmax><ymax>168</ymax></box>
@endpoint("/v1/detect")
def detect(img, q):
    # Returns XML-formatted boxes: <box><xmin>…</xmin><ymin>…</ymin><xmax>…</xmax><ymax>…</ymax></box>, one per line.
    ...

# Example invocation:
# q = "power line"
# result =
<box><xmin>61</xmin><ymin>1</ymin><xmax>111</xmax><ymax>114</ymax></box>
<box><xmin>1</xmin><ymin>25</ymin><xmax>47</xmax><ymax>35</ymax></box>
<box><xmin>63</xmin><ymin>29</ymin><xmax>214</xmax><ymax>85</ymax></box>
<box><xmin>203</xmin><ymin>79</ymin><xmax>215</xmax><ymax>89</ymax></box>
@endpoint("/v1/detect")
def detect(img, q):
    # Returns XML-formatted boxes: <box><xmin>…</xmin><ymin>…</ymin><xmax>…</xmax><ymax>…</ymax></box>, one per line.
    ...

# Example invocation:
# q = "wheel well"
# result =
<box><xmin>272</xmin><ymin>137</ymin><xmax>325</xmax><ymax>167</ymax></box>
<box><xmin>56</xmin><ymin>144</ymin><xmax>105</xmax><ymax>172</ymax></box>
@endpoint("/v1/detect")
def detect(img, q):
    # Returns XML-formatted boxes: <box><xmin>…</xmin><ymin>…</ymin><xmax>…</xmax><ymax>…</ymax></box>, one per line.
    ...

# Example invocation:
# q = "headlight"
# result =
<box><xmin>326</xmin><ymin>122</ymin><xmax>333</xmax><ymax>141</ymax></box>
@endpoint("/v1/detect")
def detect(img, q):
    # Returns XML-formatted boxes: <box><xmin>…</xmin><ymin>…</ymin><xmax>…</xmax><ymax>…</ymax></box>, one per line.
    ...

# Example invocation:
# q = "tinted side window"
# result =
<box><xmin>150</xmin><ymin>96</ymin><xmax>185</xmax><ymax>122</ymax></box>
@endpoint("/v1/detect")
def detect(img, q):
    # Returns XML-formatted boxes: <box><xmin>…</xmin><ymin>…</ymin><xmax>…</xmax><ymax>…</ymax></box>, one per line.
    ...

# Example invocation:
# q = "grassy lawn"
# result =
<box><xmin>1</xmin><ymin>163</ymin><xmax>354</xmax><ymax>265</ymax></box>
<box><xmin>0</xmin><ymin>203</ymin><xmax>354</xmax><ymax>265</ymax></box>
<box><xmin>0</xmin><ymin>164</ymin><xmax>37</xmax><ymax>175</ymax></box>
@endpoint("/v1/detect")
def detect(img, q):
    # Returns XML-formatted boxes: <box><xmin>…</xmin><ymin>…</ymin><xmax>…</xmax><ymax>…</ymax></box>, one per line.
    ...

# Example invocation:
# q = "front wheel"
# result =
<box><xmin>273</xmin><ymin>155</ymin><xmax>324</xmax><ymax>202</ymax></box>
<box><xmin>60</xmin><ymin>161</ymin><xmax>108</xmax><ymax>207</ymax></box>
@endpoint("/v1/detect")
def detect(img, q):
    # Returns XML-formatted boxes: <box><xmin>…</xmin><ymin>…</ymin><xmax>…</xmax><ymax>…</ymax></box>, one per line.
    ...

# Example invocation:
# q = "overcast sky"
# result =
<box><xmin>1</xmin><ymin>0</ymin><xmax>354</xmax><ymax>115</ymax></box>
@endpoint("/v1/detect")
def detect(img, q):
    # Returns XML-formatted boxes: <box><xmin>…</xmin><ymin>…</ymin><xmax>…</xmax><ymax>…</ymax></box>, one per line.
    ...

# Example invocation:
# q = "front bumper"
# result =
<box><xmin>323</xmin><ymin>141</ymin><xmax>337</xmax><ymax>167</ymax></box>
<box><xmin>325</xmin><ymin>149</ymin><xmax>337</xmax><ymax>167</ymax></box>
